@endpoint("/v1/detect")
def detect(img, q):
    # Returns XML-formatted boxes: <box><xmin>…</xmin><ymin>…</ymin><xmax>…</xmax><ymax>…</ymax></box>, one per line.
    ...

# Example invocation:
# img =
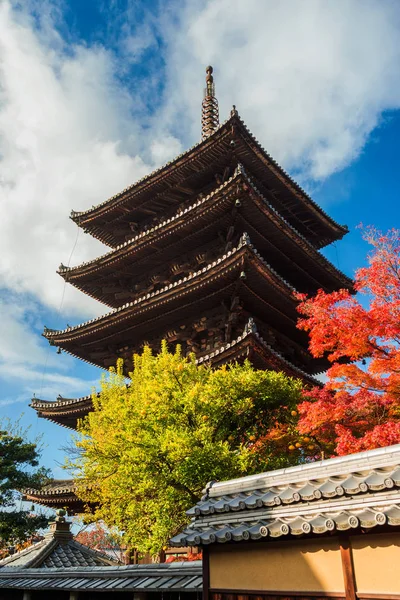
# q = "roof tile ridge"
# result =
<box><xmin>44</xmin><ymin>232</ymin><xmax>295</xmax><ymax>339</ymax></box>
<box><xmin>46</xmin><ymin>234</ymin><xmax>251</xmax><ymax>337</ymax></box>
<box><xmin>196</xmin><ymin>316</ymin><xmax>308</xmax><ymax>377</ymax></box>
<box><xmin>247</xmin><ymin>320</ymin><xmax>319</xmax><ymax>384</ymax></box>
<box><xmin>0</xmin><ymin>537</ymin><xmax>50</xmax><ymax>566</ymax></box>
<box><xmin>30</xmin><ymin>394</ymin><xmax>93</xmax><ymax>408</ymax></box>
<box><xmin>61</xmin><ymin>168</ymin><xmax>241</xmax><ymax>276</ymax></box>
<box><xmin>69</xmin><ymin>539</ymin><xmax>119</xmax><ymax>564</ymax></box>
<box><xmin>24</xmin><ymin>479</ymin><xmax>77</xmax><ymax>495</ymax></box>
<box><xmin>238</xmin><ymin>163</ymin><xmax>352</xmax><ymax>285</ymax></box>
<box><xmin>206</xmin><ymin>446</ymin><xmax>400</xmax><ymax>498</ymax></box>
<box><xmin>29</xmin><ymin>537</ymin><xmax>60</xmax><ymax>568</ymax></box>
<box><xmin>235</xmin><ymin>115</ymin><xmax>348</xmax><ymax>234</ymax></box>
<box><xmin>241</xmin><ymin>231</ymin><xmax>297</xmax><ymax>293</ymax></box>
<box><xmin>71</xmin><ymin>114</ymin><xmax>234</xmax><ymax>220</ymax></box>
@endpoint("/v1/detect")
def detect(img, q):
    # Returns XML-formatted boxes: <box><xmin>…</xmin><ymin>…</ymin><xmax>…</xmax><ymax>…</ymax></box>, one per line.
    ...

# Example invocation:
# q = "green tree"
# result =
<box><xmin>0</xmin><ymin>423</ymin><xmax>50</xmax><ymax>549</ymax></box>
<box><xmin>70</xmin><ymin>343</ymin><xmax>303</xmax><ymax>557</ymax></box>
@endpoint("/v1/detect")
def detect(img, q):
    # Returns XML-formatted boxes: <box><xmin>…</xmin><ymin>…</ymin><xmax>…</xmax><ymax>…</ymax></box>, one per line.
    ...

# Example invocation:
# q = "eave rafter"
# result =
<box><xmin>60</xmin><ymin>166</ymin><xmax>352</xmax><ymax>308</ymax></box>
<box><xmin>44</xmin><ymin>235</ymin><xmax>322</xmax><ymax>373</ymax></box>
<box><xmin>30</xmin><ymin>395</ymin><xmax>94</xmax><ymax>430</ymax></box>
<box><xmin>71</xmin><ymin>112</ymin><xmax>347</xmax><ymax>249</ymax></box>
<box><xmin>33</xmin><ymin>317</ymin><xmax>319</xmax><ymax>434</ymax></box>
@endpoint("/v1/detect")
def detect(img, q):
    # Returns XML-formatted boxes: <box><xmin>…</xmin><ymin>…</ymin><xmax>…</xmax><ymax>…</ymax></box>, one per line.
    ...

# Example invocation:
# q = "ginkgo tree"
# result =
<box><xmin>69</xmin><ymin>344</ymin><xmax>303</xmax><ymax>557</ymax></box>
<box><xmin>296</xmin><ymin>227</ymin><xmax>400</xmax><ymax>456</ymax></box>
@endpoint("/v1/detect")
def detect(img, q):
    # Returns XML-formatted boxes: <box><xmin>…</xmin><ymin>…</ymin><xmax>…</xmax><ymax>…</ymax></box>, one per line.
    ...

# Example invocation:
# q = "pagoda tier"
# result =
<box><xmin>70</xmin><ymin>110</ymin><xmax>347</xmax><ymax>250</ymax></box>
<box><xmin>60</xmin><ymin>166</ymin><xmax>352</xmax><ymax>309</ymax></box>
<box><xmin>44</xmin><ymin>234</ymin><xmax>328</xmax><ymax>375</ymax></box>
<box><xmin>22</xmin><ymin>480</ymin><xmax>86</xmax><ymax>515</ymax></box>
<box><xmin>34</xmin><ymin>319</ymin><xmax>319</xmax><ymax>431</ymax></box>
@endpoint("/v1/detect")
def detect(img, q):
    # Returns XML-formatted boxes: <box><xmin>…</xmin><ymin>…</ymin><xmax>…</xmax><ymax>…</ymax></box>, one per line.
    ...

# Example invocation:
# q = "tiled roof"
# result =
<box><xmin>31</xmin><ymin>395</ymin><xmax>92</xmax><ymax>411</ymax></box>
<box><xmin>44</xmin><ymin>233</ymin><xmax>297</xmax><ymax>340</ymax></box>
<box><xmin>23</xmin><ymin>479</ymin><xmax>78</xmax><ymax>497</ymax></box>
<box><xmin>0</xmin><ymin>562</ymin><xmax>203</xmax><ymax>592</ymax></box>
<box><xmin>0</xmin><ymin>538</ymin><xmax>114</xmax><ymax>569</ymax></box>
<box><xmin>61</xmin><ymin>164</ymin><xmax>351</xmax><ymax>299</ymax></box>
<box><xmin>170</xmin><ymin>444</ymin><xmax>400</xmax><ymax>546</ymax></box>
<box><xmin>0</xmin><ymin>516</ymin><xmax>116</xmax><ymax>569</ymax></box>
<box><xmin>71</xmin><ymin>111</ymin><xmax>347</xmax><ymax>249</ymax></box>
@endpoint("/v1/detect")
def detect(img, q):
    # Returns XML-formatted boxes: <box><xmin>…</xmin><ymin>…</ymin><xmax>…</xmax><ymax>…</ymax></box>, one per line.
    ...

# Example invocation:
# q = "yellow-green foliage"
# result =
<box><xmin>70</xmin><ymin>343</ymin><xmax>302</xmax><ymax>556</ymax></box>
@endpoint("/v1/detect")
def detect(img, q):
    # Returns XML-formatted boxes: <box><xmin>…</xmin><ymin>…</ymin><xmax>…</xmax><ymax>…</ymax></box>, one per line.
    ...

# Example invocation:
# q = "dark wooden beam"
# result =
<box><xmin>202</xmin><ymin>545</ymin><xmax>210</xmax><ymax>600</ymax></box>
<box><xmin>340</xmin><ymin>536</ymin><xmax>356</xmax><ymax>600</ymax></box>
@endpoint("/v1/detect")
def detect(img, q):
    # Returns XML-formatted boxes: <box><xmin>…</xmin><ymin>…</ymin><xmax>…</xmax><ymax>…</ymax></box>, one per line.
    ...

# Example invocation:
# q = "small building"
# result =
<box><xmin>171</xmin><ymin>444</ymin><xmax>400</xmax><ymax>600</ymax></box>
<box><xmin>0</xmin><ymin>513</ymin><xmax>202</xmax><ymax>599</ymax></box>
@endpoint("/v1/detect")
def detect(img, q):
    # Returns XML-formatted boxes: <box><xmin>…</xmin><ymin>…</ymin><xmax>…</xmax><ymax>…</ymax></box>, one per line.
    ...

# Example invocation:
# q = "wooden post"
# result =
<box><xmin>339</xmin><ymin>536</ymin><xmax>356</xmax><ymax>600</ymax></box>
<box><xmin>202</xmin><ymin>545</ymin><xmax>210</xmax><ymax>600</ymax></box>
<box><xmin>69</xmin><ymin>592</ymin><xmax>79</xmax><ymax>600</ymax></box>
<box><xmin>22</xmin><ymin>592</ymin><xmax>32</xmax><ymax>600</ymax></box>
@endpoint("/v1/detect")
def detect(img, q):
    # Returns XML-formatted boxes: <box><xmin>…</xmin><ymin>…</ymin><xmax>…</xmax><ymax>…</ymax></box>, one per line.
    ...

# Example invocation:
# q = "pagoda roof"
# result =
<box><xmin>71</xmin><ymin>112</ymin><xmax>347</xmax><ymax>249</ymax></box>
<box><xmin>61</xmin><ymin>165</ymin><xmax>352</xmax><ymax>308</ymax></box>
<box><xmin>198</xmin><ymin>318</ymin><xmax>319</xmax><ymax>386</ymax></box>
<box><xmin>170</xmin><ymin>443</ymin><xmax>400</xmax><ymax>547</ymax></box>
<box><xmin>33</xmin><ymin>320</ymin><xmax>319</xmax><ymax>431</ymax></box>
<box><xmin>0</xmin><ymin>515</ymin><xmax>116</xmax><ymax>568</ymax></box>
<box><xmin>30</xmin><ymin>394</ymin><xmax>94</xmax><ymax>430</ymax></box>
<box><xmin>22</xmin><ymin>480</ymin><xmax>87</xmax><ymax>514</ymax></box>
<box><xmin>44</xmin><ymin>235</ymin><xmax>317</xmax><ymax>373</ymax></box>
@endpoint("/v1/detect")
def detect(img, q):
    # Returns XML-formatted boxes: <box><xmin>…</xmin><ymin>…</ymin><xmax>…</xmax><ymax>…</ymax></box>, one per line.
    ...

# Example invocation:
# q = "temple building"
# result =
<box><xmin>28</xmin><ymin>67</ymin><xmax>351</xmax><ymax>510</ymax></box>
<box><xmin>171</xmin><ymin>444</ymin><xmax>400</xmax><ymax>600</ymax></box>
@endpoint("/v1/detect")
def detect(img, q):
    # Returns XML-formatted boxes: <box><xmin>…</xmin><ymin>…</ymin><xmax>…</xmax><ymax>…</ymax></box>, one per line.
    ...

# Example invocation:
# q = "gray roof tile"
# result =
<box><xmin>0</xmin><ymin>563</ymin><xmax>202</xmax><ymax>592</ymax></box>
<box><xmin>171</xmin><ymin>444</ymin><xmax>400</xmax><ymax>546</ymax></box>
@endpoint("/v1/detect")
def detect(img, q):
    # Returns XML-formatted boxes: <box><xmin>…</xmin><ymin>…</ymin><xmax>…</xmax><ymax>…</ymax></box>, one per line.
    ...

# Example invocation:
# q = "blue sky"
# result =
<box><xmin>1</xmin><ymin>0</ymin><xmax>400</xmax><ymax>479</ymax></box>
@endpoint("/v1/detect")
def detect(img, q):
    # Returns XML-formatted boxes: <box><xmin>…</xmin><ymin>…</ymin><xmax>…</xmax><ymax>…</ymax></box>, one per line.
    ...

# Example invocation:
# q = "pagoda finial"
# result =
<box><xmin>202</xmin><ymin>66</ymin><xmax>219</xmax><ymax>140</ymax></box>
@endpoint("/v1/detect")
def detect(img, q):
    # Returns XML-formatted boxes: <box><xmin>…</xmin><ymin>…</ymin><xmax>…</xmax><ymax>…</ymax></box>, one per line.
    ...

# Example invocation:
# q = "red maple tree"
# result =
<box><xmin>296</xmin><ymin>227</ymin><xmax>400</xmax><ymax>456</ymax></box>
<box><xmin>75</xmin><ymin>522</ymin><xmax>125</xmax><ymax>562</ymax></box>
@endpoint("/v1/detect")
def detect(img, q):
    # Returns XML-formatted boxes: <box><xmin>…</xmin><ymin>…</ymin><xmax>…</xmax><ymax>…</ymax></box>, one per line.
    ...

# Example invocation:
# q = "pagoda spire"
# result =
<box><xmin>201</xmin><ymin>66</ymin><xmax>219</xmax><ymax>140</ymax></box>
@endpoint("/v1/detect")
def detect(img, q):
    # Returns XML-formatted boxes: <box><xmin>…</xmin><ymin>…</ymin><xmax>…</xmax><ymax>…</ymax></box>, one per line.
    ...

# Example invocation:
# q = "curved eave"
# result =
<box><xmin>71</xmin><ymin>112</ymin><xmax>347</xmax><ymax>249</ymax></box>
<box><xmin>22</xmin><ymin>480</ymin><xmax>86</xmax><ymax>513</ymax></box>
<box><xmin>30</xmin><ymin>396</ymin><xmax>94</xmax><ymax>430</ymax></box>
<box><xmin>44</xmin><ymin>236</ymin><xmax>298</xmax><ymax>346</ymax></box>
<box><xmin>70</xmin><ymin>116</ymin><xmax>235</xmax><ymax>244</ymax></box>
<box><xmin>234</xmin><ymin>115</ymin><xmax>348</xmax><ymax>247</ymax></box>
<box><xmin>201</xmin><ymin>324</ymin><xmax>319</xmax><ymax>387</ymax></box>
<box><xmin>33</xmin><ymin>323</ymin><xmax>317</xmax><ymax>433</ymax></box>
<box><xmin>61</xmin><ymin>167</ymin><xmax>352</xmax><ymax>308</ymax></box>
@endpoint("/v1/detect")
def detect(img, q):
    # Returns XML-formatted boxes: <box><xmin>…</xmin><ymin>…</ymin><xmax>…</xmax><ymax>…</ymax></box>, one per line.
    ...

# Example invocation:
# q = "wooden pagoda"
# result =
<box><xmin>29</xmin><ymin>66</ymin><xmax>351</xmax><ymax>510</ymax></box>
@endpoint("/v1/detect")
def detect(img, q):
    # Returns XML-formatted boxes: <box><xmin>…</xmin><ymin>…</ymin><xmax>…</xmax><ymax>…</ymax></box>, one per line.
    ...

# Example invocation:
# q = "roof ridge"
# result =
<box><xmin>44</xmin><ymin>233</ymin><xmax>296</xmax><ymax>339</ymax></box>
<box><xmin>69</xmin><ymin>539</ymin><xmax>118</xmax><ymax>564</ymax></box>
<box><xmin>197</xmin><ymin>317</ymin><xmax>319</xmax><ymax>385</ymax></box>
<box><xmin>0</xmin><ymin>538</ymin><xmax>50</xmax><ymax>566</ymax></box>
<box><xmin>206</xmin><ymin>444</ymin><xmax>400</xmax><ymax>497</ymax></box>
<box><xmin>235</xmin><ymin>115</ymin><xmax>348</xmax><ymax>236</ymax></box>
<box><xmin>31</xmin><ymin>395</ymin><xmax>93</xmax><ymax>408</ymax></box>
<box><xmin>62</xmin><ymin>162</ymin><xmax>351</xmax><ymax>293</ymax></box>
<box><xmin>61</xmin><ymin>168</ymin><xmax>241</xmax><ymax>275</ymax></box>
<box><xmin>71</xmin><ymin>114</ymin><xmax>234</xmax><ymax>221</ymax></box>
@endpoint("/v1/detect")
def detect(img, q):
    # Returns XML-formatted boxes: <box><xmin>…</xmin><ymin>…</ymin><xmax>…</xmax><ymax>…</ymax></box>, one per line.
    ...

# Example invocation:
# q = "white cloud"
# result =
<box><xmin>158</xmin><ymin>0</ymin><xmax>400</xmax><ymax>180</ymax></box>
<box><xmin>0</xmin><ymin>294</ymin><xmax>98</xmax><ymax>404</ymax></box>
<box><xmin>0</xmin><ymin>0</ymin><xmax>400</xmax><ymax>323</ymax></box>
<box><xmin>0</xmin><ymin>2</ymin><xmax>153</xmax><ymax>316</ymax></box>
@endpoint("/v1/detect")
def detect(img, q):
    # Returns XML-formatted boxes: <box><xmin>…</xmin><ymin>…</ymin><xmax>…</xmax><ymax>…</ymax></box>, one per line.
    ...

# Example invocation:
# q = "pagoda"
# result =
<box><xmin>28</xmin><ymin>67</ymin><xmax>351</xmax><ymax>510</ymax></box>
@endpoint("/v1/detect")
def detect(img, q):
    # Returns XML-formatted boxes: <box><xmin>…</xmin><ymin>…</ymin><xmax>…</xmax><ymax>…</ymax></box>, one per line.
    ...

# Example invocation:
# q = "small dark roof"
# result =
<box><xmin>30</xmin><ymin>394</ymin><xmax>94</xmax><ymax>430</ymax></box>
<box><xmin>170</xmin><ymin>444</ymin><xmax>400</xmax><ymax>546</ymax></box>
<box><xmin>0</xmin><ymin>515</ymin><xmax>116</xmax><ymax>569</ymax></box>
<box><xmin>0</xmin><ymin>561</ymin><xmax>202</xmax><ymax>593</ymax></box>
